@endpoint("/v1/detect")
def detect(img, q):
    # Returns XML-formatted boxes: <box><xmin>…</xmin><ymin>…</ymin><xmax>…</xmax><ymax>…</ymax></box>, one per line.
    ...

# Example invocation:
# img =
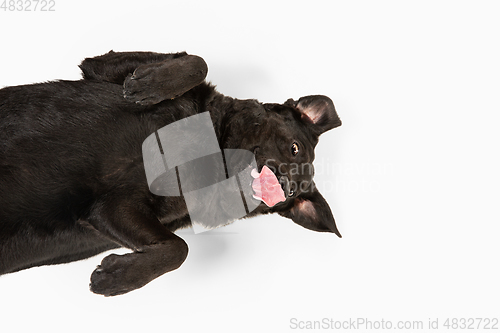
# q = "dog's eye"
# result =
<box><xmin>291</xmin><ymin>142</ymin><xmax>299</xmax><ymax>156</ymax></box>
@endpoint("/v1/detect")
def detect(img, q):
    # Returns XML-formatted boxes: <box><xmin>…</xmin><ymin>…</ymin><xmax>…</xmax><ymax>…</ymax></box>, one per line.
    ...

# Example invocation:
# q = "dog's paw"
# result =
<box><xmin>89</xmin><ymin>253</ymin><xmax>148</xmax><ymax>296</ymax></box>
<box><xmin>123</xmin><ymin>69</ymin><xmax>165</xmax><ymax>106</ymax></box>
<box><xmin>123</xmin><ymin>55</ymin><xmax>208</xmax><ymax>106</ymax></box>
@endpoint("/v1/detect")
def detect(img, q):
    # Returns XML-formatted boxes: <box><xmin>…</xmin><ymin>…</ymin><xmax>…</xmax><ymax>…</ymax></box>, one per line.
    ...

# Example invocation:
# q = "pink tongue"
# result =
<box><xmin>251</xmin><ymin>166</ymin><xmax>286</xmax><ymax>207</ymax></box>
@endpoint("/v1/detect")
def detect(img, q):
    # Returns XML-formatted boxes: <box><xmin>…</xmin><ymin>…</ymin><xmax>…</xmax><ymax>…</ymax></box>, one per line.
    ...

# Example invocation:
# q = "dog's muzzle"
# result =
<box><xmin>279</xmin><ymin>175</ymin><xmax>291</xmax><ymax>197</ymax></box>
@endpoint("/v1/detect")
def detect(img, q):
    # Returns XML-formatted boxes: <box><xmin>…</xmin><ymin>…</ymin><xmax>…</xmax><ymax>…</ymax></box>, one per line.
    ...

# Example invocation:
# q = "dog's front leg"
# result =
<box><xmin>123</xmin><ymin>54</ymin><xmax>208</xmax><ymax>105</ymax></box>
<box><xmin>79</xmin><ymin>50</ymin><xmax>188</xmax><ymax>84</ymax></box>
<box><xmin>80</xmin><ymin>50</ymin><xmax>208</xmax><ymax>106</ymax></box>
<box><xmin>87</xmin><ymin>194</ymin><xmax>188</xmax><ymax>296</ymax></box>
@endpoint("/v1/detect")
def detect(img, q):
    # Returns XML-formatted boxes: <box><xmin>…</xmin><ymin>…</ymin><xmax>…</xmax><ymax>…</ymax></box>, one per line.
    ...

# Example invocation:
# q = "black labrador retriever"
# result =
<box><xmin>0</xmin><ymin>51</ymin><xmax>341</xmax><ymax>296</ymax></box>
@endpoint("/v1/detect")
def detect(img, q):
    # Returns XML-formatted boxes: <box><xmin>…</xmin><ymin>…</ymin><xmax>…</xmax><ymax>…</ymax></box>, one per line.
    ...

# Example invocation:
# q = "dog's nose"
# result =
<box><xmin>279</xmin><ymin>176</ymin><xmax>290</xmax><ymax>197</ymax></box>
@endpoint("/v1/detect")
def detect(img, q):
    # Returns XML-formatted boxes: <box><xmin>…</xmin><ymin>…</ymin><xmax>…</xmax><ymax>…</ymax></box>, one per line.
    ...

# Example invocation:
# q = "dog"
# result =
<box><xmin>0</xmin><ymin>51</ymin><xmax>341</xmax><ymax>296</ymax></box>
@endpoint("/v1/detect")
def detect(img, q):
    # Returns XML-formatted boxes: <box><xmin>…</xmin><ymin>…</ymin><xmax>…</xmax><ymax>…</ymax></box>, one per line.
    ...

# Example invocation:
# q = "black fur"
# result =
<box><xmin>0</xmin><ymin>51</ymin><xmax>341</xmax><ymax>296</ymax></box>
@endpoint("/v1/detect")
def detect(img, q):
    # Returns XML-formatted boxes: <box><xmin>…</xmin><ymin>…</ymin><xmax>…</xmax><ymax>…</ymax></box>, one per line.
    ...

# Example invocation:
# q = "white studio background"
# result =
<box><xmin>1</xmin><ymin>1</ymin><xmax>499</xmax><ymax>332</ymax></box>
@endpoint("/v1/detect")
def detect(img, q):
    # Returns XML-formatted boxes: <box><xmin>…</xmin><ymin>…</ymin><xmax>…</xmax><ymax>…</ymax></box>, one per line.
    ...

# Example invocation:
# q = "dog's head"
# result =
<box><xmin>221</xmin><ymin>95</ymin><xmax>342</xmax><ymax>237</ymax></box>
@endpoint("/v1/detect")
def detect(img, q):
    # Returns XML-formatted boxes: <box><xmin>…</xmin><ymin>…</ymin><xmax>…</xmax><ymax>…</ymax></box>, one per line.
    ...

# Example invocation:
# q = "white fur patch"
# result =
<box><xmin>296</xmin><ymin>199</ymin><xmax>317</xmax><ymax>219</ymax></box>
<box><xmin>302</xmin><ymin>106</ymin><xmax>322</xmax><ymax>123</ymax></box>
<box><xmin>297</xmin><ymin>100</ymin><xmax>327</xmax><ymax>125</ymax></box>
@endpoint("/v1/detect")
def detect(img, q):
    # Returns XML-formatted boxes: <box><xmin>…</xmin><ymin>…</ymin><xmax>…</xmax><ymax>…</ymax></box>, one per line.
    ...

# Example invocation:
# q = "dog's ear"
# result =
<box><xmin>286</xmin><ymin>95</ymin><xmax>341</xmax><ymax>135</ymax></box>
<box><xmin>278</xmin><ymin>182</ymin><xmax>341</xmax><ymax>237</ymax></box>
